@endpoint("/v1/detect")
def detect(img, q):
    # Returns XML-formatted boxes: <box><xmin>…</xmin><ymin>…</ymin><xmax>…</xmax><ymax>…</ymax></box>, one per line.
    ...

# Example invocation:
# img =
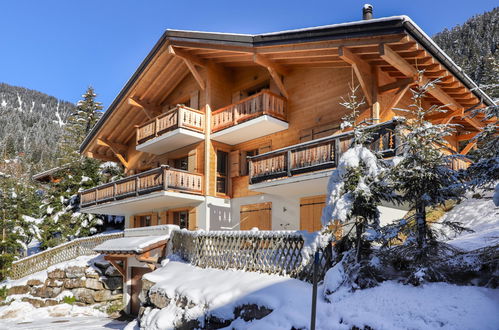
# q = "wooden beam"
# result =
<box><xmin>379</xmin><ymin>78</ymin><xmax>415</xmax><ymax>94</ymax></box>
<box><xmin>379</xmin><ymin>44</ymin><xmax>462</xmax><ymax>111</ymax></box>
<box><xmin>460</xmin><ymin>141</ymin><xmax>477</xmax><ymax>155</ymax></box>
<box><xmin>381</xmin><ymin>84</ymin><xmax>411</xmax><ymax>122</ymax></box>
<box><xmin>128</xmin><ymin>97</ymin><xmax>162</xmax><ymax>120</ymax></box>
<box><xmin>463</xmin><ymin>116</ymin><xmax>485</xmax><ymax>131</ymax></box>
<box><xmin>168</xmin><ymin>45</ymin><xmax>206</xmax><ymax>90</ymax></box>
<box><xmin>85</xmin><ymin>151</ymin><xmax>119</xmax><ymax>163</ymax></box>
<box><xmin>371</xmin><ymin>66</ymin><xmax>380</xmax><ymax>123</ymax></box>
<box><xmin>338</xmin><ymin>47</ymin><xmax>373</xmax><ymax>105</ymax></box>
<box><xmin>104</xmin><ymin>256</ymin><xmax>126</xmax><ymax>277</ymax></box>
<box><xmin>97</xmin><ymin>138</ymin><xmax>129</xmax><ymax>169</ymax></box>
<box><xmin>457</xmin><ymin>133</ymin><xmax>478</xmax><ymax>141</ymax></box>
<box><xmin>253</xmin><ymin>54</ymin><xmax>289</xmax><ymax>98</ymax></box>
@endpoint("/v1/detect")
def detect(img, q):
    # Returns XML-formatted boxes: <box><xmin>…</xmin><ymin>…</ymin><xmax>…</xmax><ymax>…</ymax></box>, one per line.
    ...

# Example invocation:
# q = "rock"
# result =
<box><xmin>85</xmin><ymin>278</ymin><xmax>104</xmax><ymax>290</ymax></box>
<box><xmin>142</xmin><ymin>278</ymin><xmax>155</xmax><ymax>292</ymax></box>
<box><xmin>235</xmin><ymin>304</ymin><xmax>273</xmax><ymax>322</ymax></box>
<box><xmin>111</xmin><ymin>289</ymin><xmax>123</xmax><ymax>295</ymax></box>
<box><xmin>65</xmin><ymin>266</ymin><xmax>86</xmax><ymax>278</ymax></box>
<box><xmin>32</xmin><ymin>286</ymin><xmax>62</xmax><ymax>298</ymax></box>
<box><xmin>7</xmin><ymin>285</ymin><xmax>29</xmax><ymax>295</ymax></box>
<box><xmin>47</xmin><ymin>269</ymin><xmax>65</xmax><ymax>279</ymax></box>
<box><xmin>45</xmin><ymin>299</ymin><xmax>59</xmax><ymax>306</ymax></box>
<box><xmin>21</xmin><ymin>297</ymin><xmax>46</xmax><ymax>308</ymax></box>
<box><xmin>149</xmin><ymin>291</ymin><xmax>170</xmax><ymax>309</ymax></box>
<box><xmin>26</xmin><ymin>279</ymin><xmax>43</xmax><ymax>286</ymax></box>
<box><xmin>93</xmin><ymin>260</ymin><xmax>111</xmax><ymax>271</ymax></box>
<box><xmin>104</xmin><ymin>265</ymin><xmax>121</xmax><ymax>277</ymax></box>
<box><xmin>64</xmin><ymin>278</ymin><xmax>85</xmax><ymax>289</ymax></box>
<box><xmin>85</xmin><ymin>267</ymin><xmax>100</xmax><ymax>278</ymax></box>
<box><xmin>101</xmin><ymin>276</ymin><xmax>122</xmax><ymax>290</ymax></box>
<box><xmin>45</xmin><ymin>278</ymin><xmax>64</xmax><ymax>287</ymax></box>
<box><xmin>92</xmin><ymin>289</ymin><xmax>121</xmax><ymax>302</ymax></box>
<box><xmin>205</xmin><ymin>315</ymin><xmax>232</xmax><ymax>329</ymax></box>
<box><xmin>73</xmin><ymin>288</ymin><xmax>95</xmax><ymax>304</ymax></box>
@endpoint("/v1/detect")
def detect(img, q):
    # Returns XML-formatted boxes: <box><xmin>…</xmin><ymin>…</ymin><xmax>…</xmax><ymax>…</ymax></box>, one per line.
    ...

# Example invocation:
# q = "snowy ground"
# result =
<box><xmin>142</xmin><ymin>260</ymin><xmax>499</xmax><ymax>330</ymax></box>
<box><xmin>439</xmin><ymin>193</ymin><xmax>499</xmax><ymax>250</ymax></box>
<box><xmin>0</xmin><ymin>302</ymin><xmax>128</xmax><ymax>329</ymax></box>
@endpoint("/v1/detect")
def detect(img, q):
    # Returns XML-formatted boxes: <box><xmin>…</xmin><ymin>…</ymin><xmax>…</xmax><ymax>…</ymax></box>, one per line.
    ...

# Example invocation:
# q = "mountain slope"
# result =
<box><xmin>433</xmin><ymin>7</ymin><xmax>499</xmax><ymax>98</ymax></box>
<box><xmin>0</xmin><ymin>83</ymin><xmax>75</xmax><ymax>174</ymax></box>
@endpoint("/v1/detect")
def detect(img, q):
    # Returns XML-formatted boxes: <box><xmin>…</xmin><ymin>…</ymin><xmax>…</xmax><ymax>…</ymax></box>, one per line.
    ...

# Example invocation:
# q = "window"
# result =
<box><xmin>216</xmin><ymin>150</ymin><xmax>228</xmax><ymax>194</ymax></box>
<box><xmin>138</xmin><ymin>215</ymin><xmax>151</xmax><ymax>227</ymax></box>
<box><xmin>173</xmin><ymin>211</ymin><xmax>189</xmax><ymax>229</ymax></box>
<box><xmin>173</xmin><ymin>156</ymin><xmax>188</xmax><ymax>171</ymax></box>
<box><xmin>245</xmin><ymin>82</ymin><xmax>270</xmax><ymax>97</ymax></box>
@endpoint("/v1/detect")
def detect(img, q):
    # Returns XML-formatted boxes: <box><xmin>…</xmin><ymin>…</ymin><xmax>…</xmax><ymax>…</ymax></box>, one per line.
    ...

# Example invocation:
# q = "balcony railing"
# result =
<box><xmin>248</xmin><ymin>120</ymin><xmax>400</xmax><ymax>184</ymax></box>
<box><xmin>80</xmin><ymin>165</ymin><xmax>203</xmax><ymax>207</ymax></box>
<box><xmin>136</xmin><ymin>105</ymin><xmax>204</xmax><ymax>145</ymax></box>
<box><xmin>211</xmin><ymin>90</ymin><xmax>287</xmax><ymax>133</ymax></box>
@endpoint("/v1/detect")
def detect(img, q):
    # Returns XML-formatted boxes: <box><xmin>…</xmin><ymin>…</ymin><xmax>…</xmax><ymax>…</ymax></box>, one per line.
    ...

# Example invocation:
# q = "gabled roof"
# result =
<box><xmin>80</xmin><ymin>15</ymin><xmax>495</xmax><ymax>156</ymax></box>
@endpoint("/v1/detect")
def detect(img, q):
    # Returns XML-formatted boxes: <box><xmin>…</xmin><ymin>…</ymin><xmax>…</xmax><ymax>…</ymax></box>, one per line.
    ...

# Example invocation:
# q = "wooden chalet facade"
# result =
<box><xmin>78</xmin><ymin>13</ymin><xmax>494</xmax><ymax>313</ymax></box>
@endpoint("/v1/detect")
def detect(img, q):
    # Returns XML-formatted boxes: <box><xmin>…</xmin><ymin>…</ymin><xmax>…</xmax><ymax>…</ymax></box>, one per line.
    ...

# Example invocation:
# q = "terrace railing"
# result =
<box><xmin>10</xmin><ymin>232</ymin><xmax>124</xmax><ymax>280</ymax></box>
<box><xmin>80</xmin><ymin>165</ymin><xmax>203</xmax><ymax>207</ymax></box>
<box><xmin>249</xmin><ymin>119</ymin><xmax>399</xmax><ymax>184</ymax></box>
<box><xmin>211</xmin><ymin>90</ymin><xmax>287</xmax><ymax>133</ymax></box>
<box><xmin>170</xmin><ymin>229</ymin><xmax>334</xmax><ymax>283</ymax></box>
<box><xmin>136</xmin><ymin>105</ymin><xmax>204</xmax><ymax>145</ymax></box>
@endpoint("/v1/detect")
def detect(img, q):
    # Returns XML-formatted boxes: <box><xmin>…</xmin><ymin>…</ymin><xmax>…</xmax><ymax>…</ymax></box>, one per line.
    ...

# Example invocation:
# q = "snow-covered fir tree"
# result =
<box><xmin>321</xmin><ymin>84</ymin><xmax>394</xmax><ymax>262</ymax></box>
<box><xmin>39</xmin><ymin>87</ymin><xmax>122</xmax><ymax>248</ymax></box>
<box><xmin>388</xmin><ymin>73</ymin><xmax>462</xmax><ymax>253</ymax></box>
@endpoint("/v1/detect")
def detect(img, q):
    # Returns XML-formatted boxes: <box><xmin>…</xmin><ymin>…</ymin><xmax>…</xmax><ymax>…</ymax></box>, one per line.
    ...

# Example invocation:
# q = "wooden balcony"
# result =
<box><xmin>136</xmin><ymin>105</ymin><xmax>205</xmax><ymax>155</ymax></box>
<box><xmin>248</xmin><ymin>120</ymin><xmax>400</xmax><ymax>186</ymax></box>
<box><xmin>211</xmin><ymin>90</ymin><xmax>288</xmax><ymax>145</ymax></box>
<box><xmin>80</xmin><ymin>166</ymin><xmax>203</xmax><ymax>213</ymax></box>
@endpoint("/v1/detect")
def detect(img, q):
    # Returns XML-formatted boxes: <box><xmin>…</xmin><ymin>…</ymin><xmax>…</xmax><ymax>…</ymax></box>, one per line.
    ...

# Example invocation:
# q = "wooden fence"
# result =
<box><xmin>170</xmin><ymin>230</ymin><xmax>334</xmax><ymax>283</ymax></box>
<box><xmin>10</xmin><ymin>232</ymin><xmax>124</xmax><ymax>280</ymax></box>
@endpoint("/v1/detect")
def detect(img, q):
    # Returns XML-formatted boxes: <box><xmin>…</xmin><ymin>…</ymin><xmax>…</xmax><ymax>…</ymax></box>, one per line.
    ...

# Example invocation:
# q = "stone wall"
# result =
<box><xmin>6</xmin><ymin>257</ymin><xmax>123</xmax><ymax>308</ymax></box>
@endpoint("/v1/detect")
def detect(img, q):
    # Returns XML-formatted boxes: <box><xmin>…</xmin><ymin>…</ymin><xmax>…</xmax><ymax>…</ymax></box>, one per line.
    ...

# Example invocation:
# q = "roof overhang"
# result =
<box><xmin>80</xmin><ymin>16</ymin><xmax>495</xmax><ymax>156</ymax></box>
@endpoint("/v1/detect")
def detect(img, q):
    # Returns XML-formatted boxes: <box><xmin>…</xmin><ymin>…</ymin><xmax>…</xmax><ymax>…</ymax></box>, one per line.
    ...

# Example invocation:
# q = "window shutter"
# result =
<box><xmin>159</xmin><ymin>211</ymin><xmax>168</xmax><ymax>225</ymax></box>
<box><xmin>188</xmin><ymin>150</ymin><xmax>197</xmax><ymax>172</ymax></box>
<box><xmin>190</xmin><ymin>90</ymin><xmax>199</xmax><ymax>109</ymax></box>
<box><xmin>239</xmin><ymin>151</ymin><xmax>248</xmax><ymax>176</ymax></box>
<box><xmin>151</xmin><ymin>213</ymin><xmax>158</xmax><ymax>226</ymax></box>
<box><xmin>129</xmin><ymin>216</ymin><xmax>135</xmax><ymax>228</ymax></box>
<box><xmin>229</xmin><ymin>150</ymin><xmax>241</xmax><ymax>177</ymax></box>
<box><xmin>188</xmin><ymin>208</ymin><xmax>197</xmax><ymax>230</ymax></box>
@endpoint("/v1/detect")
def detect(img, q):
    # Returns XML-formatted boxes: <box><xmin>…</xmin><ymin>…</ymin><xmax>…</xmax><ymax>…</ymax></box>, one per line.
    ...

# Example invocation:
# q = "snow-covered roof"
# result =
<box><xmin>93</xmin><ymin>235</ymin><xmax>167</xmax><ymax>254</ymax></box>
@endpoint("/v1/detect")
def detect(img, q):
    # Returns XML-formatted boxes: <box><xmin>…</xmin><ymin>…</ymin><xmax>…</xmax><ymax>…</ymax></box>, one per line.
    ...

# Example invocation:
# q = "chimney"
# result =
<box><xmin>363</xmin><ymin>4</ymin><xmax>373</xmax><ymax>20</ymax></box>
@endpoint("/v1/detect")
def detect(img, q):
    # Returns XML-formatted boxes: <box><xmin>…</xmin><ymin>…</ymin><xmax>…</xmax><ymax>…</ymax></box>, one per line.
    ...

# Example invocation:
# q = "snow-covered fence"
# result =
<box><xmin>10</xmin><ymin>232</ymin><xmax>124</xmax><ymax>280</ymax></box>
<box><xmin>170</xmin><ymin>230</ymin><xmax>334</xmax><ymax>283</ymax></box>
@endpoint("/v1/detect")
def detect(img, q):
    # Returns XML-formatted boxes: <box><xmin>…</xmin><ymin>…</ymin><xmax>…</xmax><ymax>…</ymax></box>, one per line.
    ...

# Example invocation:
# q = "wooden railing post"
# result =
<box><xmin>287</xmin><ymin>150</ymin><xmax>292</xmax><ymax>177</ymax></box>
<box><xmin>135</xmin><ymin>176</ymin><xmax>140</xmax><ymax>196</ymax></box>
<box><xmin>163</xmin><ymin>166</ymin><xmax>169</xmax><ymax>191</ymax></box>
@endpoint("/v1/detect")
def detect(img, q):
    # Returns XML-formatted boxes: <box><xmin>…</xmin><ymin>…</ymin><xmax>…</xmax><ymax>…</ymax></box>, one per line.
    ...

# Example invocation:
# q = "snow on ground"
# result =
<box><xmin>439</xmin><ymin>194</ymin><xmax>499</xmax><ymax>250</ymax></box>
<box><xmin>142</xmin><ymin>260</ymin><xmax>499</xmax><ymax>330</ymax></box>
<box><xmin>0</xmin><ymin>302</ymin><xmax>126</xmax><ymax>330</ymax></box>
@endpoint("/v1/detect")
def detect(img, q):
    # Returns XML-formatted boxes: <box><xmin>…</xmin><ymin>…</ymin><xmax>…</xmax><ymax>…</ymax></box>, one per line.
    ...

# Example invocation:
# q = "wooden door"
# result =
<box><xmin>130</xmin><ymin>267</ymin><xmax>152</xmax><ymax>315</ymax></box>
<box><xmin>300</xmin><ymin>195</ymin><xmax>325</xmax><ymax>232</ymax></box>
<box><xmin>240</xmin><ymin>202</ymin><xmax>272</xmax><ymax>230</ymax></box>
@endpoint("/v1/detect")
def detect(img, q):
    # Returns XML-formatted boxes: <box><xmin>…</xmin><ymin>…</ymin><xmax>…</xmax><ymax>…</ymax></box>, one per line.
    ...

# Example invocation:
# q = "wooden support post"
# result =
<box><xmin>339</xmin><ymin>46</ymin><xmax>373</xmax><ymax>105</ymax></box>
<box><xmin>253</xmin><ymin>54</ymin><xmax>289</xmax><ymax>98</ymax></box>
<box><xmin>97</xmin><ymin>138</ymin><xmax>129</xmax><ymax>169</ymax></box>
<box><xmin>128</xmin><ymin>97</ymin><xmax>162</xmax><ymax>119</ymax></box>
<box><xmin>168</xmin><ymin>45</ymin><xmax>206</xmax><ymax>90</ymax></box>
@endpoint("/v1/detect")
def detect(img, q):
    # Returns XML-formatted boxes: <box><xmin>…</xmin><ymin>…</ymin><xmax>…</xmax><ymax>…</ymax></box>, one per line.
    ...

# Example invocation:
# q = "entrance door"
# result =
<box><xmin>130</xmin><ymin>267</ymin><xmax>152</xmax><ymax>315</ymax></box>
<box><xmin>240</xmin><ymin>202</ymin><xmax>272</xmax><ymax>230</ymax></box>
<box><xmin>300</xmin><ymin>195</ymin><xmax>325</xmax><ymax>232</ymax></box>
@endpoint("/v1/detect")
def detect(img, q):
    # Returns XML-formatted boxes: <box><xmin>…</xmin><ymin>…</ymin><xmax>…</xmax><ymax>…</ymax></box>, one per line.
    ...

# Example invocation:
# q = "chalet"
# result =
<box><xmin>82</xmin><ymin>7</ymin><xmax>494</xmax><ymax>314</ymax></box>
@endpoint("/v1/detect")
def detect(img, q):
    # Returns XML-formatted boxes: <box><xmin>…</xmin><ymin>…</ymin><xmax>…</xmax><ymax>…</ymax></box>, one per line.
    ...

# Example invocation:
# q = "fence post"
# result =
<box><xmin>310</xmin><ymin>251</ymin><xmax>319</xmax><ymax>330</ymax></box>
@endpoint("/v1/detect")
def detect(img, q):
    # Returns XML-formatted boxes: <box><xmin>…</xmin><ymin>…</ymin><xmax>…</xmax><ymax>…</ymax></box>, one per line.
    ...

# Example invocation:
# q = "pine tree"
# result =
<box><xmin>59</xmin><ymin>86</ymin><xmax>102</xmax><ymax>164</ymax></box>
<box><xmin>321</xmin><ymin>84</ymin><xmax>394</xmax><ymax>261</ymax></box>
<box><xmin>388</xmin><ymin>74</ymin><xmax>461</xmax><ymax>254</ymax></box>
<box><xmin>39</xmin><ymin>87</ymin><xmax>113</xmax><ymax>248</ymax></box>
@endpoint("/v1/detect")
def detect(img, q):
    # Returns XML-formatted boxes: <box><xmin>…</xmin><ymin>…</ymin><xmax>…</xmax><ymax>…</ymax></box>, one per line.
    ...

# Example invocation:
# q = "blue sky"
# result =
<box><xmin>1</xmin><ymin>0</ymin><xmax>497</xmax><ymax>108</ymax></box>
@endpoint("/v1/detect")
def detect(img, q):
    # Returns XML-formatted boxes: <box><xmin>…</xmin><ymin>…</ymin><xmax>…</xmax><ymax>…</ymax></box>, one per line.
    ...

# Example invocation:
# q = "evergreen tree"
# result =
<box><xmin>388</xmin><ymin>74</ymin><xmax>461</xmax><ymax>254</ymax></box>
<box><xmin>321</xmin><ymin>84</ymin><xmax>394</xmax><ymax>261</ymax></box>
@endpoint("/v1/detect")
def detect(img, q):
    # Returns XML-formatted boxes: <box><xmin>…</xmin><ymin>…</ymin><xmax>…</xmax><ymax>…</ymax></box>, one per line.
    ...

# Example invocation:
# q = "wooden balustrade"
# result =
<box><xmin>80</xmin><ymin>166</ymin><xmax>203</xmax><ymax>207</ymax></box>
<box><xmin>136</xmin><ymin>105</ymin><xmax>205</xmax><ymax>145</ymax></box>
<box><xmin>249</xmin><ymin>120</ymin><xmax>400</xmax><ymax>184</ymax></box>
<box><xmin>211</xmin><ymin>90</ymin><xmax>287</xmax><ymax>133</ymax></box>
